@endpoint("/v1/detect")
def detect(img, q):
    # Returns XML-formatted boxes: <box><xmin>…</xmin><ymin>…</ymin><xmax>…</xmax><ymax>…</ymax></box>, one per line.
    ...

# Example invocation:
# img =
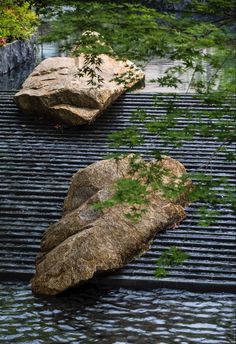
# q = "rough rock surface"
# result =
<box><xmin>0</xmin><ymin>39</ymin><xmax>35</xmax><ymax>75</ymax></box>
<box><xmin>31</xmin><ymin>156</ymin><xmax>191</xmax><ymax>295</ymax></box>
<box><xmin>63</xmin><ymin>157</ymin><xmax>131</xmax><ymax>215</ymax></box>
<box><xmin>14</xmin><ymin>54</ymin><xmax>144</xmax><ymax>126</ymax></box>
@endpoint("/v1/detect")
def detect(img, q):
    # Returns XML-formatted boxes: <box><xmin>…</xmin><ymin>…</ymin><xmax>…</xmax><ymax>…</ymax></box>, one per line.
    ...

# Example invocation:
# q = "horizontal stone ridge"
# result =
<box><xmin>0</xmin><ymin>91</ymin><xmax>235</xmax><ymax>293</ymax></box>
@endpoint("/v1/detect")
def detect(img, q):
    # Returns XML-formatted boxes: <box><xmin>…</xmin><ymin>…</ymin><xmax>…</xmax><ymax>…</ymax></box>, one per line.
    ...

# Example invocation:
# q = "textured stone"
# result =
<box><xmin>0</xmin><ymin>39</ymin><xmax>35</xmax><ymax>75</ymax></box>
<box><xmin>63</xmin><ymin>156</ymin><xmax>131</xmax><ymax>215</ymax></box>
<box><xmin>14</xmin><ymin>54</ymin><xmax>144</xmax><ymax>126</ymax></box>
<box><xmin>31</xmin><ymin>156</ymin><xmax>191</xmax><ymax>295</ymax></box>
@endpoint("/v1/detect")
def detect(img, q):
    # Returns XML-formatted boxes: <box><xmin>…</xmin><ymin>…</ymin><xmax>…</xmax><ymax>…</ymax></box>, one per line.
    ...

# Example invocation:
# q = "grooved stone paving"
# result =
<box><xmin>0</xmin><ymin>91</ymin><xmax>235</xmax><ymax>292</ymax></box>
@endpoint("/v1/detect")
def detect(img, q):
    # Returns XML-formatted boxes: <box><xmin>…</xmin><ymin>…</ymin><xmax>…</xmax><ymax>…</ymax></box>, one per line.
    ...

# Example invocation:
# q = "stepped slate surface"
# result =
<box><xmin>0</xmin><ymin>91</ymin><xmax>235</xmax><ymax>292</ymax></box>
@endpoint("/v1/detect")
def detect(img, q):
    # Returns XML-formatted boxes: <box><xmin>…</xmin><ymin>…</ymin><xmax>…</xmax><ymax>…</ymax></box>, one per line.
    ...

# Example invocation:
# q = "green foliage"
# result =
<box><xmin>38</xmin><ymin>1</ymin><xmax>235</xmax><ymax>275</ymax></box>
<box><xmin>155</xmin><ymin>246</ymin><xmax>188</xmax><ymax>278</ymax></box>
<box><xmin>73</xmin><ymin>31</ymin><xmax>113</xmax><ymax>87</ymax></box>
<box><xmin>197</xmin><ymin>207</ymin><xmax>221</xmax><ymax>227</ymax></box>
<box><xmin>38</xmin><ymin>1</ymin><xmax>235</xmax><ymax>94</ymax></box>
<box><xmin>95</xmin><ymin>178</ymin><xmax>149</xmax><ymax>207</ymax></box>
<box><xmin>77</xmin><ymin>53</ymin><xmax>104</xmax><ymax>88</ymax></box>
<box><xmin>130</xmin><ymin>108</ymin><xmax>149</xmax><ymax>122</ymax></box>
<box><xmin>0</xmin><ymin>1</ymin><xmax>38</xmax><ymax>42</ymax></box>
<box><xmin>93</xmin><ymin>178</ymin><xmax>149</xmax><ymax>223</ymax></box>
<box><xmin>108</xmin><ymin>98</ymin><xmax>236</xmax><ymax>226</ymax></box>
<box><xmin>39</xmin><ymin>2</ymin><xmax>164</xmax><ymax>61</ymax></box>
<box><xmin>108</xmin><ymin>126</ymin><xmax>144</xmax><ymax>148</ymax></box>
<box><xmin>93</xmin><ymin>154</ymin><xmax>191</xmax><ymax>223</ymax></box>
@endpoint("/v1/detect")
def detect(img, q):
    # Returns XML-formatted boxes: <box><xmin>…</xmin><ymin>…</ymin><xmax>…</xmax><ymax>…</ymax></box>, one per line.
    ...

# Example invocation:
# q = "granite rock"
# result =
<box><xmin>14</xmin><ymin>53</ymin><xmax>144</xmax><ymax>126</ymax></box>
<box><xmin>31</xmin><ymin>156</ymin><xmax>191</xmax><ymax>295</ymax></box>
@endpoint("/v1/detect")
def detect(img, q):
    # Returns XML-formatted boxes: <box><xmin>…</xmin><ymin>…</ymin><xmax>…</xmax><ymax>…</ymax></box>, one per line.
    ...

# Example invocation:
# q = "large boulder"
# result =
<box><xmin>31</xmin><ymin>156</ymin><xmax>191</xmax><ymax>295</ymax></box>
<box><xmin>14</xmin><ymin>54</ymin><xmax>144</xmax><ymax>126</ymax></box>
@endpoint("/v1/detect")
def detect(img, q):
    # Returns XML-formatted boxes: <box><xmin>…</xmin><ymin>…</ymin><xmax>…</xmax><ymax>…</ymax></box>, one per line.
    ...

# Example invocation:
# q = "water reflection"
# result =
<box><xmin>0</xmin><ymin>62</ymin><xmax>36</xmax><ymax>91</ymax></box>
<box><xmin>0</xmin><ymin>282</ymin><xmax>235</xmax><ymax>343</ymax></box>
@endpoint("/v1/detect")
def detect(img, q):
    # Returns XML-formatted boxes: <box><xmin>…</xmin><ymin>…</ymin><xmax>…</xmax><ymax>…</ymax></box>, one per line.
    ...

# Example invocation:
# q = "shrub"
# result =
<box><xmin>0</xmin><ymin>0</ymin><xmax>38</xmax><ymax>45</ymax></box>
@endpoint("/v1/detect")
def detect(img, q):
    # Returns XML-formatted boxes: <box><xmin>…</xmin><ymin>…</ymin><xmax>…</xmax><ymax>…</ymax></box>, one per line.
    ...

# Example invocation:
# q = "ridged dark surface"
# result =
<box><xmin>0</xmin><ymin>90</ymin><xmax>235</xmax><ymax>292</ymax></box>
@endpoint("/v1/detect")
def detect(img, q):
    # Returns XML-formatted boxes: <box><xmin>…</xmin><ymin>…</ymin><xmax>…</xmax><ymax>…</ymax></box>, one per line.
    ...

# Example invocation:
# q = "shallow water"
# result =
<box><xmin>0</xmin><ymin>282</ymin><xmax>235</xmax><ymax>344</ymax></box>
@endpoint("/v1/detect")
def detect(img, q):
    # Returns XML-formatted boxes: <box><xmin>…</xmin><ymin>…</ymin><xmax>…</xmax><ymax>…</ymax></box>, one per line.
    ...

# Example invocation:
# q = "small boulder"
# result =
<box><xmin>14</xmin><ymin>54</ymin><xmax>144</xmax><ymax>126</ymax></box>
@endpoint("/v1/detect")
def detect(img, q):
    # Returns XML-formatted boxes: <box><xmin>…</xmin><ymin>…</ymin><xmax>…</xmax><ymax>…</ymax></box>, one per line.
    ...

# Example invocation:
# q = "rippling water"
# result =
<box><xmin>0</xmin><ymin>282</ymin><xmax>235</xmax><ymax>344</ymax></box>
